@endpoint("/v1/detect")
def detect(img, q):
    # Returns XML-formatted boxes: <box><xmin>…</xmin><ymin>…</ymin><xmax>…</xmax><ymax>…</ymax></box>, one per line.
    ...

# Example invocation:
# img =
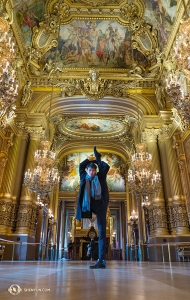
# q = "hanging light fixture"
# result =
<box><xmin>0</xmin><ymin>62</ymin><xmax>18</xmax><ymax>128</ymax></box>
<box><xmin>127</xmin><ymin>101</ymin><xmax>162</xmax><ymax>197</ymax></box>
<box><xmin>23</xmin><ymin>19</ymin><xmax>61</xmax><ymax>207</ymax></box>
<box><xmin>166</xmin><ymin>73</ymin><xmax>190</xmax><ymax>124</ymax></box>
<box><xmin>165</xmin><ymin>1</ymin><xmax>190</xmax><ymax>123</ymax></box>
<box><xmin>0</xmin><ymin>10</ymin><xmax>17</xmax><ymax>128</ymax></box>
<box><xmin>24</xmin><ymin>141</ymin><xmax>60</xmax><ymax>206</ymax></box>
<box><xmin>128</xmin><ymin>144</ymin><xmax>161</xmax><ymax>196</ymax></box>
<box><xmin>173</xmin><ymin>17</ymin><xmax>190</xmax><ymax>81</ymax></box>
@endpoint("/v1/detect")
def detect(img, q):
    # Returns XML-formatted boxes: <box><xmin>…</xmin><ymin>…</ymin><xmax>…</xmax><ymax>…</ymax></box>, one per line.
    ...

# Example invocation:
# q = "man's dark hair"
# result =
<box><xmin>86</xmin><ymin>162</ymin><xmax>97</xmax><ymax>170</ymax></box>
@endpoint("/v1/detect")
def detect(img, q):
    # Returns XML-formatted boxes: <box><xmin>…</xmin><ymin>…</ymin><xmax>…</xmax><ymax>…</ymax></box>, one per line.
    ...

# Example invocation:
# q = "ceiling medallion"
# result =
<box><xmin>79</xmin><ymin>68</ymin><xmax>108</xmax><ymax>101</ymax></box>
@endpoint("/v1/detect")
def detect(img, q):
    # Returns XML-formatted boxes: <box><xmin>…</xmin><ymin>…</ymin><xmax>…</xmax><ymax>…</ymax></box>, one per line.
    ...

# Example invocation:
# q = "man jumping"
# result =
<box><xmin>76</xmin><ymin>146</ymin><xmax>110</xmax><ymax>269</ymax></box>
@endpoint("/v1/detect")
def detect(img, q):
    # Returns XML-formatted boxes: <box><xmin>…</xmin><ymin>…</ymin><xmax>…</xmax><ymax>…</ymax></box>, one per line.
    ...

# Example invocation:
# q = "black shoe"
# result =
<box><xmin>89</xmin><ymin>259</ymin><xmax>106</xmax><ymax>269</ymax></box>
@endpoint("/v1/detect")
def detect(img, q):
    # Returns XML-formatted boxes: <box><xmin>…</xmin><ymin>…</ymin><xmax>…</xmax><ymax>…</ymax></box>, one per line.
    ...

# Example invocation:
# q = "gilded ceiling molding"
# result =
<box><xmin>50</xmin><ymin>114</ymin><xmax>135</xmax><ymax>151</ymax></box>
<box><xmin>68</xmin><ymin>0</ymin><xmax>124</xmax><ymax>7</ymax></box>
<box><xmin>11</xmin><ymin>0</ymin><xmax>159</xmax><ymax>78</ymax></box>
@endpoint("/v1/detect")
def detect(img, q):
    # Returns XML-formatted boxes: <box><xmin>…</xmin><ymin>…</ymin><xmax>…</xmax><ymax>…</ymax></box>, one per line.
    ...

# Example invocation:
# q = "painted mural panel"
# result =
<box><xmin>66</xmin><ymin>118</ymin><xmax>123</xmax><ymax>133</ymax></box>
<box><xmin>13</xmin><ymin>0</ymin><xmax>45</xmax><ymax>46</ymax></box>
<box><xmin>144</xmin><ymin>0</ymin><xmax>177</xmax><ymax>48</ymax></box>
<box><xmin>42</xmin><ymin>20</ymin><xmax>149</xmax><ymax>69</ymax></box>
<box><xmin>60</xmin><ymin>152</ymin><xmax>125</xmax><ymax>192</ymax></box>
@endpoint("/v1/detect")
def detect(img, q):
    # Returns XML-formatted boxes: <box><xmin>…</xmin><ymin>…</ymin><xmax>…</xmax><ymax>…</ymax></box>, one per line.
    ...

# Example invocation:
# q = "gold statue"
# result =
<box><xmin>80</xmin><ymin>68</ymin><xmax>108</xmax><ymax>100</ymax></box>
<box><xmin>21</xmin><ymin>81</ymin><xmax>33</xmax><ymax>106</ymax></box>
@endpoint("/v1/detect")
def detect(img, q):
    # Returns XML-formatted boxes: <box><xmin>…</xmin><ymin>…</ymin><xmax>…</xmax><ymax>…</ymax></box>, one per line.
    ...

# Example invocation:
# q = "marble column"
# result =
<box><xmin>173</xmin><ymin>134</ymin><xmax>190</xmax><ymax>224</ymax></box>
<box><xmin>0</xmin><ymin>133</ymin><xmax>23</xmax><ymax>235</ymax></box>
<box><xmin>159</xmin><ymin>130</ymin><xmax>189</xmax><ymax>235</ymax></box>
<box><xmin>16</xmin><ymin>129</ymin><xmax>44</xmax><ymax>236</ymax></box>
<box><xmin>143</xmin><ymin>129</ymin><xmax>169</xmax><ymax>236</ymax></box>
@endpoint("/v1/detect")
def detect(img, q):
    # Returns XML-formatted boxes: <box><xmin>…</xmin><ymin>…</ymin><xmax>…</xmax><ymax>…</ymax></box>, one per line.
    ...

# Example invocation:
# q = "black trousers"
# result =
<box><xmin>90</xmin><ymin>199</ymin><xmax>107</xmax><ymax>260</ymax></box>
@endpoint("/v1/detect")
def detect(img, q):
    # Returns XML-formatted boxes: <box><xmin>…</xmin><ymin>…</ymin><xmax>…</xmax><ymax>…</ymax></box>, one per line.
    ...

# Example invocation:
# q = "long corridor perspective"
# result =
<box><xmin>1</xmin><ymin>261</ymin><xmax>190</xmax><ymax>300</ymax></box>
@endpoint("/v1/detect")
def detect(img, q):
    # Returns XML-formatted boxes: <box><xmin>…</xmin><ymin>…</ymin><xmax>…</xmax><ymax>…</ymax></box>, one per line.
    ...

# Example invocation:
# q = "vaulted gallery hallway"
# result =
<box><xmin>1</xmin><ymin>261</ymin><xmax>190</xmax><ymax>300</ymax></box>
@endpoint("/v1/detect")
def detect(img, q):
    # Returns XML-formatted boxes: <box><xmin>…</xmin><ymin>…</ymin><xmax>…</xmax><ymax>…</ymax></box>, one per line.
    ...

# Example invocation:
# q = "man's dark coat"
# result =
<box><xmin>76</xmin><ymin>158</ymin><xmax>110</xmax><ymax>221</ymax></box>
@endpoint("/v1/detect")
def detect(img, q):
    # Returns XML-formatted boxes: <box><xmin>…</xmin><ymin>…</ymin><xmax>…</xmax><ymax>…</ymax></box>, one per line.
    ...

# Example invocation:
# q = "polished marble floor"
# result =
<box><xmin>0</xmin><ymin>261</ymin><xmax>190</xmax><ymax>300</ymax></box>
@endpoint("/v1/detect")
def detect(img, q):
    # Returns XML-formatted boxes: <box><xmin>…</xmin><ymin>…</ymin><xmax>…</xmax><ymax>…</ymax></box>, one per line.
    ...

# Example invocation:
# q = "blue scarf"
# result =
<box><xmin>82</xmin><ymin>174</ymin><xmax>102</xmax><ymax>212</ymax></box>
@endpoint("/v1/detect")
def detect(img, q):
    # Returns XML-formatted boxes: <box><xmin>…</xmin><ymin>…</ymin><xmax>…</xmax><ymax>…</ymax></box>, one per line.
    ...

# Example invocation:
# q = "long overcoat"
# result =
<box><xmin>76</xmin><ymin>158</ymin><xmax>110</xmax><ymax>221</ymax></box>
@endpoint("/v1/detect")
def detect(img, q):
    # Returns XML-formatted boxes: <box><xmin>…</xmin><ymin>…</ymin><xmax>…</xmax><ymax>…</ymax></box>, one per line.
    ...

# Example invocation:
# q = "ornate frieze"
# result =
<box><xmin>16</xmin><ymin>204</ymin><xmax>33</xmax><ymax>229</ymax></box>
<box><xmin>70</xmin><ymin>0</ymin><xmax>123</xmax><ymax>6</ymax></box>
<box><xmin>0</xmin><ymin>201</ymin><xmax>17</xmax><ymax>229</ymax></box>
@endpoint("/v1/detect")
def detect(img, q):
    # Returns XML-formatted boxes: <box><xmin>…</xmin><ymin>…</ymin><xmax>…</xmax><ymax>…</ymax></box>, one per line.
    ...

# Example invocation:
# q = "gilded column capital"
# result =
<box><xmin>12</xmin><ymin>122</ymin><xmax>29</xmax><ymax>140</ymax></box>
<box><xmin>142</xmin><ymin>128</ymin><xmax>160</xmax><ymax>142</ymax></box>
<box><xmin>158</xmin><ymin>124</ymin><xmax>175</xmax><ymax>142</ymax></box>
<box><xmin>26</xmin><ymin>127</ymin><xmax>45</xmax><ymax>140</ymax></box>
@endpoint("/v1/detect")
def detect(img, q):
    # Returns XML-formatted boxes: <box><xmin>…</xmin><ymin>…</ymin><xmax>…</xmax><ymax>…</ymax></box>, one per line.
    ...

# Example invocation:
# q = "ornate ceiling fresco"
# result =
<box><xmin>1</xmin><ymin>0</ymin><xmax>188</xmax><ymax>154</ymax></box>
<box><xmin>11</xmin><ymin>0</ymin><xmax>176</xmax><ymax>79</ymax></box>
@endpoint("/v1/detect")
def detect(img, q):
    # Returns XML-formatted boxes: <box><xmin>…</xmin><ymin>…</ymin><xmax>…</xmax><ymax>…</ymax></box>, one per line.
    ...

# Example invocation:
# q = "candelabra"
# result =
<box><xmin>24</xmin><ymin>141</ymin><xmax>60</xmax><ymax>206</ymax></box>
<box><xmin>173</xmin><ymin>18</ymin><xmax>190</xmax><ymax>81</ymax></box>
<box><xmin>0</xmin><ymin>21</ymin><xmax>14</xmax><ymax>71</ymax></box>
<box><xmin>166</xmin><ymin>73</ymin><xmax>190</xmax><ymax>123</ymax></box>
<box><xmin>128</xmin><ymin>143</ymin><xmax>162</xmax><ymax>196</ymax></box>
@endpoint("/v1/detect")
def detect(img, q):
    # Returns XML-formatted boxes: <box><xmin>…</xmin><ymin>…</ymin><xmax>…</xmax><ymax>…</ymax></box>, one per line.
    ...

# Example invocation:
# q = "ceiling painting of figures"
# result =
<box><xmin>13</xmin><ymin>0</ymin><xmax>45</xmax><ymax>46</ymax></box>
<box><xmin>42</xmin><ymin>20</ymin><xmax>149</xmax><ymax>69</ymax></box>
<box><xmin>60</xmin><ymin>152</ymin><xmax>125</xmax><ymax>192</ymax></box>
<box><xmin>65</xmin><ymin>118</ymin><xmax>123</xmax><ymax>134</ymax></box>
<box><xmin>144</xmin><ymin>0</ymin><xmax>177</xmax><ymax>48</ymax></box>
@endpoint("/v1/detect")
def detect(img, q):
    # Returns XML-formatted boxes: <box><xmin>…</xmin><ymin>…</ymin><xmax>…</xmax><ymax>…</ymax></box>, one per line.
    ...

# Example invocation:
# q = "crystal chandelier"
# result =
<box><xmin>0</xmin><ymin>14</ymin><xmax>17</xmax><ymax>128</ymax></box>
<box><xmin>131</xmin><ymin>143</ymin><xmax>152</xmax><ymax>170</ymax></box>
<box><xmin>166</xmin><ymin>74</ymin><xmax>190</xmax><ymax>123</ymax></box>
<box><xmin>0</xmin><ymin>62</ymin><xmax>18</xmax><ymax>128</ymax></box>
<box><xmin>0</xmin><ymin>20</ymin><xmax>14</xmax><ymax>71</ymax></box>
<box><xmin>173</xmin><ymin>17</ymin><xmax>190</xmax><ymax>80</ymax></box>
<box><xmin>0</xmin><ymin>17</ymin><xmax>9</xmax><ymax>33</ymax></box>
<box><xmin>128</xmin><ymin>143</ymin><xmax>162</xmax><ymax>196</ymax></box>
<box><xmin>24</xmin><ymin>141</ymin><xmax>60</xmax><ymax>206</ymax></box>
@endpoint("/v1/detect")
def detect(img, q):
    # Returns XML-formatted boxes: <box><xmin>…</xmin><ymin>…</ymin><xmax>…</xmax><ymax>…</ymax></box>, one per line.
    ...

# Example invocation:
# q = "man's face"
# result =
<box><xmin>86</xmin><ymin>167</ymin><xmax>97</xmax><ymax>177</ymax></box>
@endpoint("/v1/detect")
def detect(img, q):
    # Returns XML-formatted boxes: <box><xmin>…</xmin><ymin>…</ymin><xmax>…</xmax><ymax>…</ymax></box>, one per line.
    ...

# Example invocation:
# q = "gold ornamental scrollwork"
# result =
<box><xmin>79</xmin><ymin>68</ymin><xmax>108</xmax><ymax>101</ymax></box>
<box><xmin>70</xmin><ymin>0</ymin><xmax>123</xmax><ymax>6</ymax></box>
<box><xmin>53</xmin><ymin>0</ymin><xmax>70</xmax><ymax>20</ymax></box>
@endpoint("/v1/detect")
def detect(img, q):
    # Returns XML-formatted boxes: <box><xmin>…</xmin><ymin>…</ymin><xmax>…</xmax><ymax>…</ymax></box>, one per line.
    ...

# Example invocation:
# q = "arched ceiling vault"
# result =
<box><xmin>30</xmin><ymin>93</ymin><xmax>157</xmax><ymax>120</ymax></box>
